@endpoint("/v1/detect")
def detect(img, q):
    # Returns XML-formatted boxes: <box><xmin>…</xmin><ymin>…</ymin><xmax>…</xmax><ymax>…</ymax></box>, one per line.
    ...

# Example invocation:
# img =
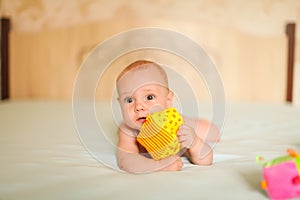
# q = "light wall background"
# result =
<box><xmin>1</xmin><ymin>0</ymin><xmax>300</xmax><ymax>104</ymax></box>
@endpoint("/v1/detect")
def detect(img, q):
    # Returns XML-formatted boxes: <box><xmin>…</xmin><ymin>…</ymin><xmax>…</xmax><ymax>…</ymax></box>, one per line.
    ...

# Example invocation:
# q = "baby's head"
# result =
<box><xmin>116</xmin><ymin>60</ymin><xmax>174</xmax><ymax>130</ymax></box>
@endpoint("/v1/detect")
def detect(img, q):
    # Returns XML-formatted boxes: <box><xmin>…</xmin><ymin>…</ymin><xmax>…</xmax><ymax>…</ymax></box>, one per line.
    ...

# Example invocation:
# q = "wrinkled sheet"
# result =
<box><xmin>1</xmin><ymin>100</ymin><xmax>300</xmax><ymax>200</ymax></box>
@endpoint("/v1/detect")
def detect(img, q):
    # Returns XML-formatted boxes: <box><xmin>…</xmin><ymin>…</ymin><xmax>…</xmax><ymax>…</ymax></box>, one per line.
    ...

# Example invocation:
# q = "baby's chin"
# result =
<box><xmin>135</xmin><ymin>122</ymin><xmax>144</xmax><ymax>130</ymax></box>
<box><xmin>125</xmin><ymin>121</ymin><xmax>143</xmax><ymax>131</ymax></box>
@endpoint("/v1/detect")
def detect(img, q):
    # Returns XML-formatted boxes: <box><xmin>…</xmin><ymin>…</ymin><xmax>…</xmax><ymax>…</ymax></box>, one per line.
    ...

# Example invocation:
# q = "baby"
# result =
<box><xmin>116</xmin><ymin>60</ymin><xmax>219</xmax><ymax>173</ymax></box>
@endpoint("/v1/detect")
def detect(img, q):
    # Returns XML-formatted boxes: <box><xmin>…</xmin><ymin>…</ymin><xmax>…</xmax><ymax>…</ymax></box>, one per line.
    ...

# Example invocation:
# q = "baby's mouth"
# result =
<box><xmin>137</xmin><ymin>117</ymin><xmax>147</xmax><ymax>123</ymax></box>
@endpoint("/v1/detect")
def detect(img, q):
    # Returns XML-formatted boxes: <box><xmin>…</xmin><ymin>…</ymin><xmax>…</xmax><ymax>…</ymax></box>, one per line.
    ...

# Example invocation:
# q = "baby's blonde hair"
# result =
<box><xmin>116</xmin><ymin>60</ymin><xmax>169</xmax><ymax>86</ymax></box>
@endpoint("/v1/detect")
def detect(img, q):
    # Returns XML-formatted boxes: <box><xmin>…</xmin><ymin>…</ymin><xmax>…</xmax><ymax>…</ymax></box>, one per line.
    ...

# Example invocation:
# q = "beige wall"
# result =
<box><xmin>1</xmin><ymin>0</ymin><xmax>300</xmax><ymax>104</ymax></box>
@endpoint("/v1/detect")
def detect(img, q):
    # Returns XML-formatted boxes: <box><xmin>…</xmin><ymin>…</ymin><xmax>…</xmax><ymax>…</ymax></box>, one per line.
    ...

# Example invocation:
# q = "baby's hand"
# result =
<box><xmin>177</xmin><ymin>124</ymin><xmax>196</xmax><ymax>149</ymax></box>
<box><xmin>159</xmin><ymin>155</ymin><xmax>183</xmax><ymax>171</ymax></box>
<box><xmin>177</xmin><ymin>124</ymin><xmax>213</xmax><ymax>166</ymax></box>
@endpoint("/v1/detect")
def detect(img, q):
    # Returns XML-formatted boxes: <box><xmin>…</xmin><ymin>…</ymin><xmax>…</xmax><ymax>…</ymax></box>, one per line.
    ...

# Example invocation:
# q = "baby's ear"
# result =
<box><xmin>166</xmin><ymin>90</ymin><xmax>174</xmax><ymax>108</ymax></box>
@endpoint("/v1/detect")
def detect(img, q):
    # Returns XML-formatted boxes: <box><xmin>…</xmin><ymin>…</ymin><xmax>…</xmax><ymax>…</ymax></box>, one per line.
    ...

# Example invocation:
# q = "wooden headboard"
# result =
<box><xmin>1</xmin><ymin>18</ymin><xmax>10</xmax><ymax>100</ymax></box>
<box><xmin>1</xmin><ymin>17</ymin><xmax>297</xmax><ymax>103</ymax></box>
<box><xmin>286</xmin><ymin>23</ymin><xmax>296</xmax><ymax>103</ymax></box>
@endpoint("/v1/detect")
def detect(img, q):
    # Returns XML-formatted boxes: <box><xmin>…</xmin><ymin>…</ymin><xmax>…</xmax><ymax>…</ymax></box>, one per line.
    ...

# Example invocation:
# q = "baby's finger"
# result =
<box><xmin>177</xmin><ymin>133</ymin><xmax>183</xmax><ymax>140</ymax></box>
<box><xmin>177</xmin><ymin>135</ymin><xmax>183</xmax><ymax>143</ymax></box>
<box><xmin>179</xmin><ymin>135</ymin><xmax>194</xmax><ymax>148</ymax></box>
<box><xmin>177</xmin><ymin>129</ymin><xmax>187</xmax><ymax>137</ymax></box>
<box><xmin>180</xmin><ymin>140</ymin><xmax>191</xmax><ymax>149</ymax></box>
<box><xmin>177</xmin><ymin>134</ymin><xmax>187</xmax><ymax>143</ymax></box>
<box><xmin>179</xmin><ymin>124</ymin><xmax>192</xmax><ymax>131</ymax></box>
<box><xmin>178</xmin><ymin>125</ymin><xmax>186</xmax><ymax>132</ymax></box>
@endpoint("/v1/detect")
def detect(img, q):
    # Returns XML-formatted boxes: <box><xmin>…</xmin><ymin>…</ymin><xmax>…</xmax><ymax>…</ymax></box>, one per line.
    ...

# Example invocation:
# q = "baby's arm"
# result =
<box><xmin>177</xmin><ymin>124</ymin><xmax>213</xmax><ymax>165</ymax></box>
<box><xmin>177</xmin><ymin>117</ymin><xmax>220</xmax><ymax>165</ymax></box>
<box><xmin>117</xmin><ymin>127</ymin><xmax>182</xmax><ymax>173</ymax></box>
<box><xmin>184</xmin><ymin>117</ymin><xmax>220</xmax><ymax>143</ymax></box>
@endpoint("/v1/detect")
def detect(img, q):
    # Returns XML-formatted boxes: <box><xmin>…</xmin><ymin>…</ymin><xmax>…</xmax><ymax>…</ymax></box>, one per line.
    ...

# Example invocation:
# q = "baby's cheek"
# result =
<box><xmin>122</xmin><ymin>111</ymin><xmax>133</xmax><ymax>123</ymax></box>
<box><xmin>149</xmin><ymin>104</ymin><xmax>164</xmax><ymax>113</ymax></box>
<box><xmin>123</xmin><ymin>105</ymin><xmax>133</xmax><ymax>115</ymax></box>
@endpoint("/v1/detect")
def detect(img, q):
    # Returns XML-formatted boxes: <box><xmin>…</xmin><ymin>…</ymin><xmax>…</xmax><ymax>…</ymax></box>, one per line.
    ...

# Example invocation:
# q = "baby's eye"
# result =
<box><xmin>124</xmin><ymin>97</ymin><xmax>134</xmax><ymax>103</ymax></box>
<box><xmin>146</xmin><ymin>95</ymin><xmax>155</xmax><ymax>101</ymax></box>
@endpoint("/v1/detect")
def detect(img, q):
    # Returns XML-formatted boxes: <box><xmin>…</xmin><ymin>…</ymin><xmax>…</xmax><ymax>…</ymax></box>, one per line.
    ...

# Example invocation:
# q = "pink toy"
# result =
<box><xmin>257</xmin><ymin>149</ymin><xmax>300</xmax><ymax>199</ymax></box>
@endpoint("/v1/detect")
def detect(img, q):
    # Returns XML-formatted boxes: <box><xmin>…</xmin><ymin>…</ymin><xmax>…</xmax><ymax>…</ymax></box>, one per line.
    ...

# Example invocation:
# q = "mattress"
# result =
<box><xmin>1</xmin><ymin>100</ymin><xmax>300</xmax><ymax>200</ymax></box>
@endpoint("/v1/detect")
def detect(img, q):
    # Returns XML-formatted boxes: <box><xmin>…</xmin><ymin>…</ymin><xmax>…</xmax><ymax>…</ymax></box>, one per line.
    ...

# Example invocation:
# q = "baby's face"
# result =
<box><xmin>117</xmin><ymin>66</ymin><xmax>173</xmax><ymax>130</ymax></box>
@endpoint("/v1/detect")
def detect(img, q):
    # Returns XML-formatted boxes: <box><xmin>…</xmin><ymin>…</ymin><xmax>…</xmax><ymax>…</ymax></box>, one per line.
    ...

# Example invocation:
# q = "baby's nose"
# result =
<box><xmin>135</xmin><ymin>104</ymin><xmax>144</xmax><ymax>112</ymax></box>
<box><xmin>134</xmin><ymin>100</ymin><xmax>146</xmax><ymax>112</ymax></box>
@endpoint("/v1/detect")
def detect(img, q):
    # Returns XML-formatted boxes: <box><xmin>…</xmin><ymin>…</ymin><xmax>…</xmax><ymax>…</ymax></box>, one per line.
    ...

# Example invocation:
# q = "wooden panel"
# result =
<box><xmin>286</xmin><ymin>23</ymin><xmax>296</xmax><ymax>103</ymax></box>
<box><xmin>9</xmin><ymin>20</ymin><xmax>288</xmax><ymax>103</ymax></box>
<box><xmin>10</xmin><ymin>20</ymin><xmax>133</xmax><ymax>100</ymax></box>
<box><xmin>1</xmin><ymin>18</ymin><xmax>10</xmax><ymax>100</ymax></box>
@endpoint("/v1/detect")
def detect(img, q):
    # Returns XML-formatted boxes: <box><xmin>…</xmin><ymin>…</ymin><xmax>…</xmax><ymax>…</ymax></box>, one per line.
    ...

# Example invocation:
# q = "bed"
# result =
<box><xmin>1</xmin><ymin>100</ymin><xmax>300</xmax><ymax>199</ymax></box>
<box><xmin>1</xmin><ymin>17</ymin><xmax>299</xmax><ymax>199</ymax></box>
